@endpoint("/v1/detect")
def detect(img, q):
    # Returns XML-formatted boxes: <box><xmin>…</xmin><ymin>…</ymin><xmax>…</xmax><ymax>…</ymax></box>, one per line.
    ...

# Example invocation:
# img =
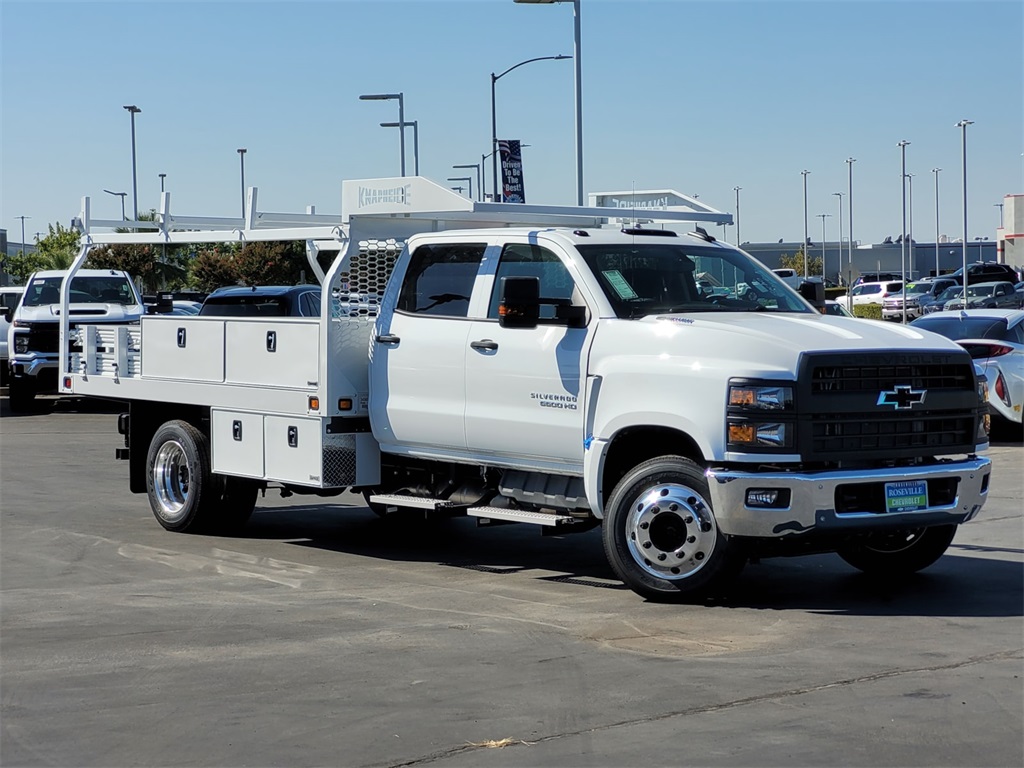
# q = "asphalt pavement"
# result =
<box><xmin>1</xmin><ymin>395</ymin><xmax>1022</xmax><ymax>767</ymax></box>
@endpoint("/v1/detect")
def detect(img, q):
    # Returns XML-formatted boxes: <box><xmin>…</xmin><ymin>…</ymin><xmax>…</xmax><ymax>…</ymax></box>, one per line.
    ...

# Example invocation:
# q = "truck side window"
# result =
<box><xmin>396</xmin><ymin>243</ymin><xmax>486</xmax><ymax>318</ymax></box>
<box><xmin>488</xmin><ymin>244</ymin><xmax>577</xmax><ymax>319</ymax></box>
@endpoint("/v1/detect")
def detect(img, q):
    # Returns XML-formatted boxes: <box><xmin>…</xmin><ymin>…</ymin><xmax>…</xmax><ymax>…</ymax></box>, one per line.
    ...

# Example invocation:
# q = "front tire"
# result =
<box><xmin>837</xmin><ymin>525</ymin><xmax>957</xmax><ymax>576</ymax></box>
<box><xmin>602</xmin><ymin>455</ymin><xmax>745</xmax><ymax>601</ymax></box>
<box><xmin>8</xmin><ymin>376</ymin><xmax>36</xmax><ymax>413</ymax></box>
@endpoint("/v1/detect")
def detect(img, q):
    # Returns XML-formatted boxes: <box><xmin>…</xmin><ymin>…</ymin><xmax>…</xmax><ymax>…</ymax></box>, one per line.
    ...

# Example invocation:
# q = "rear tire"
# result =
<box><xmin>837</xmin><ymin>525</ymin><xmax>957</xmax><ymax>576</ymax></box>
<box><xmin>146</xmin><ymin>420</ymin><xmax>219</xmax><ymax>533</ymax></box>
<box><xmin>602</xmin><ymin>455</ymin><xmax>745</xmax><ymax>602</ymax></box>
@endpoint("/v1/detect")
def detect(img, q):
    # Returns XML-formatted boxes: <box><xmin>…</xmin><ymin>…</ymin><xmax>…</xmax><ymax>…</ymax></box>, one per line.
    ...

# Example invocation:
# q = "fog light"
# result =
<box><xmin>747</xmin><ymin>489</ymin><xmax>779</xmax><ymax>507</ymax></box>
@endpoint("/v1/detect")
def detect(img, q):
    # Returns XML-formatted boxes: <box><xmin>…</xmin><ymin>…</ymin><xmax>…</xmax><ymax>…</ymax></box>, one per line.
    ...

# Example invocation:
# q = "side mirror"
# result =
<box><xmin>499</xmin><ymin>276</ymin><xmax>540</xmax><ymax>329</ymax></box>
<box><xmin>1</xmin><ymin>306</ymin><xmax>11</xmax><ymax>322</ymax></box>
<box><xmin>798</xmin><ymin>280</ymin><xmax>825</xmax><ymax>309</ymax></box>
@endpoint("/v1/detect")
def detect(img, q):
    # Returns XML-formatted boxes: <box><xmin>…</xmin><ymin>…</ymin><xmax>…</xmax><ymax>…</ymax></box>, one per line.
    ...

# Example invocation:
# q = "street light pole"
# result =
<box><xmin>955</xmin><ymin>119</ymin><xmax>974</xmax><ymax>284</ymax></box>
<box><xmin>833</xmin><ymin>192</ymin><xmax>843</xmax><ymax>285</ymax></box>
<box><xmin>491</xmin><ymin>54</ymin><xmax>571</xmax><ymax>201</ymax></box>
<box><xmin>16</xmin><ymin>215</ymin><xmax>30</xmax><ymax>257</ymax></box>
<box><xmin>513</xmin><ymin>0</ymin><xmax>582</xmax><ymax>203</ymax></box>
<box><xmin>898</xmin><ymin>140</ymin><xmax>910</xmax><ymax>323</ymax></box>
<box><xmin>159</xmin><ymin>173</ymin><xmax>166</xmax><ymax>193</ymax></box>
<box><xmin>380</xmin><ymin>121</ymin><xmax>419</xmax><ymax>175</ymax></box>
<box><xmin>932</xmin><ymin>168</ymin><xmax>941</xmax><ymax>277</ymax></box>
<box><xmin>801</xmin><ymin>170</ymin><xmax>810</xmax><ymax>278</ymax></box>
<box><xmin>103</xmin><ymin>189</ymin><xmax>127</xmax><ymax>221</ymax></box>
<box><xmin>237</xmin><ymin>148</ymin><xmax>247</xmax><ymax>218</ymax></box>
<box><xmin>733</xmin><ymin>186</ymin><xmax>741</xmax><ymax>245</ymax></box>
<box><xmin>906</xmin><ymin>173</ymin><xmax>915</xmax><ymax>279</ymax></box>
<box><xmin>817</xmin><ymin>213</ymin><xmax>831</xmax><ymax>279</ymax></box>
<box><xmin>361</xmin><ymin>93</ymin><xmax>406</xmax><ymax>176</ymax></box>
<box><xmin>447</xmin><ymin>177</ymin><xmax>473</xmax><ymax>199</ymax></box>
<box><xmin>995</xmin><ymin>202</ymin><xmax>1004</xmax><ymax>230</ymax></box>
<box><xmin>123</xmin><ymin>105</ymin><xmax>141</xmax><ymax>223</ymax></box>
<box><xmin>846</xmin><ymin>157</ymin><xmax>856</xmax><ymax>284</ymax></box>
<box><xmin>454</xmin><ymin>164</ymin><xmax>482</xmax><ymax>202</ymax></box>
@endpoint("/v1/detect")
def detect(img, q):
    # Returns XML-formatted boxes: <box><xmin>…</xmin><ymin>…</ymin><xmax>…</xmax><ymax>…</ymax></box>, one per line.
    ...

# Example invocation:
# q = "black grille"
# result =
<box><xmin>26</xmin><ymin>324</ymin><xmax>60</xmax><ymax>353</ymax></box>
<box><xmin>798</xmin><ymin>352</ymin><xmax>979</xmax><ymax>461</ymax></box>
<box><xmin>812</xmin><ymin>362</ymin><xmax>971</xmax><ymax>393</ymax></box>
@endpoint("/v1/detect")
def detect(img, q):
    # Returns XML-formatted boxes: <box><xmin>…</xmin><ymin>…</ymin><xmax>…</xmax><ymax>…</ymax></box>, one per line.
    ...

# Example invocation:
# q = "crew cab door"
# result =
<box><xmin>369</xmin><ymin>242</ymin><xmax>487</xmax><ymax>452</ymax></box>
<box><xmin>464</xmin><ymin>242</ymin><xmax>593</xmax><ymax>471</ymax></box>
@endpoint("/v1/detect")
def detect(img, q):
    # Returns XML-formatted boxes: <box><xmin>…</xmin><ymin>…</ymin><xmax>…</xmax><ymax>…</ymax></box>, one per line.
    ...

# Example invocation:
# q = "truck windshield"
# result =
<box><xmin>23</xmin><ymin>276</ymin><xmax>137</xmax><ymax>307</ymax></box>
<box><xmin>575</xmin><ymin>243</ymin><xmax>813</xmax><ymax>318</ymax></box>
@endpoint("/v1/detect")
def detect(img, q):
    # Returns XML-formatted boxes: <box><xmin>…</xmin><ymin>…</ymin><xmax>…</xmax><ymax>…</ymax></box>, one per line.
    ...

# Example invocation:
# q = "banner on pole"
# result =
<box><xmin>499</xmin><ymin>140</ymin><xmax>526</xmax><ymax>203</ymax></box>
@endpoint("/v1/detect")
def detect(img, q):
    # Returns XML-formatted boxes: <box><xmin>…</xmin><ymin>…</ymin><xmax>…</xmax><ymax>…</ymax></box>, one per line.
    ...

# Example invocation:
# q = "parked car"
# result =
<box><xmin>911</xmin><ymin>309</ymin><xmax>1024</xmax><ymax>431</ymax></box>
<box><xmin>822</xmin><ymin>299</ymin><xmax>854</xmax><ymax>318</ymax></box>
<box><xmin>946</xmin><ymin>261</ymin><xmax>1020</xmax><ymax>287</ymax></box>
<box><xmin>198</xmin><ymin>285</ymin><xmax>321</xmax><ymax>317</ymax></box>
<box><xmin>837</xmin><ymin>280</ymin><xmax>904</xmax><ymax>312</ymax></box>
<box><xmin>920</xmin><ymin>285</ymin><xmax>965</xmax><ymax>315</ymax></box>
<box><xmin>771</xmin><ymin>268</ymin><xmax>803</xmax><ymax>289</ymax></box>
<box><xmin>942</xmin><ymin>281</ymin><xmax>1021</xmax><ymax>311</ymax></box>
<box><xmin>1</xmin><ymin>285</ymin><xmax>26</xmax><ymax>385</ymax></box>
<box><xmin>881</xmin><ymin>277</ymin><xmax>959</xmax><ymax>322</ymax></box>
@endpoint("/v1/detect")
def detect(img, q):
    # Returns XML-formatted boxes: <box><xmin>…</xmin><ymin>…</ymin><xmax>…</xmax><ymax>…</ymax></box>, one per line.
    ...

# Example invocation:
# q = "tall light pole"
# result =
<box><xmin>801</xmin><ymin>170</ymin><xmax>810</xmax><ymax>278</ymax></box>
<box><xmin>159</xmin><ymin>172</ymin><xmax>166</xmax><ymax>193</ymax></box>
<box><xmin>361</xmin><ymin>93</ymin><xmax>406</xmax><ymax>176</ymax></box>
<box><xmin>123</xmin><ymin>105</ymin><xmax>141</xmax><ymax>223</ymax></box>
<box><xmin>898</xmin><ymin>140</ymin><xmax>910</xmax><ymax>323</ymax></box>
<box><xmin>995</xmin><ymin>202</ymin><xmax>1004</xmax><ymax>230</ymax></box>
<box><xmin>236</xmin><ymin>148</ymin><xmax>247</xmax><ymax>218</ymax></box>
<box><xmin>846</xmin><ymin>157</ymin><xmax>856</xmax><ymax>284</ymax></box>
<box><xmin>380</xmin><ymin>121</ymin><xmax>419</xmax><ymax>175</ymax></box>
<box><xmin>733</xmin><ymin>186</ymin><xmax>741</xmax><ymax>245</ymax></box>
<box><xmin>955</xmin><ymin>119</ymin><xmax>974</xmax><ymax>284</ymax></box>
<box><xmin>906</xmin><ymin>173</ymin><xmax>915</xmax><ymax>279</ymax></box>
<box><xmin>832</xmin><ymin>192</ymin><xmax>844</xmax><ymax>285</ymax></box>
<box><xmin>514</xmin><ymin>0</ymin><xmax>583</xmax><ymax>204</ymax></box>
<box><xmin>491</xmin><ymin>55</ymin><xmax>570</xmax><ymax>201</ymax></box>
<box><xmin>454</xmin><ymin>163</ymin><xmax>482</xmax><ymax>202</ymax></box>
<box><xmin>16</xmin><ymin>215</ymin><xmax>30</xmax><ymax>257</ymax></box>
<box><xmin>103</xmin><ymin>189</ymin><xmax>127</xmax><ymax>221</ymax></box>
<box><xmin>816</xmin><ymin>213</ymin><xmax>831</xmax><ymax>279</ymax></box>
<box><xmin>932</xmin><ymin>168</ymin><xmax>941</xmax><ymax>277</ymax></box>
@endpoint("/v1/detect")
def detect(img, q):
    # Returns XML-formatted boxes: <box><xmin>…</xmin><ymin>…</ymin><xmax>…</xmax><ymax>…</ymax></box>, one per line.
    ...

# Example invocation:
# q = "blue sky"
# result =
<box><xmin>2</xmin><ymin>0</ymin><xmax>1021</xmax><ymax>251</ymax></box>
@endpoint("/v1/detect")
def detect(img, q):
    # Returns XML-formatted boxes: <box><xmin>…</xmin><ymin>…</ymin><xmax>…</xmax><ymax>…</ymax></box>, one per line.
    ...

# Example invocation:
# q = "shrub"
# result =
<box><xmin>853</xmin><ymin>303</ymin><xmax>883</xmax><ymax>320</ymax></box>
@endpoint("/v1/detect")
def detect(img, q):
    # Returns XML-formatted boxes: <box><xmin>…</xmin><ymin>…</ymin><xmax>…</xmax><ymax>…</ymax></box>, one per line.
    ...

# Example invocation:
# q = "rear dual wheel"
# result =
<box><xmin>147</xmin><ymin>420</ymin><xmax>258</xmax><ymax>534</ymax></box>
<box><xmin>602</xmin><ymin>455</ymin><xmax>745</xmax><ymax>601</ymax></box>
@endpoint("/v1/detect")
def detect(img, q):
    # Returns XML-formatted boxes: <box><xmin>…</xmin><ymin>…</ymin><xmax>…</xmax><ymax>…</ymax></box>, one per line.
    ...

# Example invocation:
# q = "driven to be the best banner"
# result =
<box><xmin>499</xmin><ymin>139</ymin><xmax>526</xmax><ymax>203</ymax></box>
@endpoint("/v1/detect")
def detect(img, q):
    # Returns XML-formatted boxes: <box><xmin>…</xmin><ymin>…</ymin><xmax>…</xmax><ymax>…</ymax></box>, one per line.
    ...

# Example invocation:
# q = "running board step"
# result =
<box><xmin>467</xmin><ymin>506</ymin><xmax>576</xmax><ymax>526</ymax></box>
<box><xmin>368</xmin><ymin>494</ymin><xmax>457</xmax><ymax>511</ymax></box>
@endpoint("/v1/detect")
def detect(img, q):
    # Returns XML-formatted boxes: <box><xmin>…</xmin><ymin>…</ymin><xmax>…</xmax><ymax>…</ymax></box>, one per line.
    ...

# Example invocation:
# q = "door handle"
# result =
<box><xmin>470</xmin><ymin>339</ymin><xmax>499</xmax><ymax>351</ymax></box>
<box><xmin>375</xmin><ymin>334</ymin><xmax>400</xmax><ymax>344</ymax></box>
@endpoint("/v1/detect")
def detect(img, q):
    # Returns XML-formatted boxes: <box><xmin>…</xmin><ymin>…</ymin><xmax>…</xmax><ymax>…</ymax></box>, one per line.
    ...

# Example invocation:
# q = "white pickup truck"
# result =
<box><xmin>6</xmin><ymin>268</ymin><xmax>143</xmax><ymax>411</ymax></box>
<box><xmin>57</xmin><ymin>177</ymin><xmax>992</xmax><ymax>601</ymax></box>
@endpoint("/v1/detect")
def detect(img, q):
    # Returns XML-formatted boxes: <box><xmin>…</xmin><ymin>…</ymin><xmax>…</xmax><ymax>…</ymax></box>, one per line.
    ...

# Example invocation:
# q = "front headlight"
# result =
<box><xmin>14</xmin><ymin>334</ymin><xmax>28</xmax><ymax>354</ymax></box>
<box><xmin>727</xmin><ymin>381</ymin><xmax>796</xmax><ymax>450</ymax></box>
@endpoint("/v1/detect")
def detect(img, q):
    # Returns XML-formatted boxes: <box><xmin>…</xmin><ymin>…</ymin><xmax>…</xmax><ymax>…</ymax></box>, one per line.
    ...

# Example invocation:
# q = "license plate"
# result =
<box><xmin>885</xmin><ymin>480</ymin><xmax>929</xmax><ymax>513</ymax></box>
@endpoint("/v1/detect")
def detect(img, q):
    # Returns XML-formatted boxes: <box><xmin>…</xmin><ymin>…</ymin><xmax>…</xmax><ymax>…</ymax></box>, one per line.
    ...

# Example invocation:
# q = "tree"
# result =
<box><xmin>189</xmin><ymin>250</ymin><xmax>240</xmax><ymax>293</ymax></box>
<box><xmin>233</xmin><ymin>241</ymin><xmax>308</xmax><ymax>286</ymax></box>
<box><xmin>778</xmin><ymin>249</ymin><xmax>823</xmax><ymax>277</ymax></box>
<box><xmin>4</xmin><ymin>223</ymin><xmax>82</xmax><ymax>281</ymax></box>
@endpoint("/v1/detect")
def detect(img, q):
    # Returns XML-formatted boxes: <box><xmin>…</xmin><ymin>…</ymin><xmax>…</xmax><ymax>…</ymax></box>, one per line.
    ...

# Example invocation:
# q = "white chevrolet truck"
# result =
<box><xmin>56</xmin><ymin>178</ymin><xmax>991</xmax><ymax>601</ymax></box>
<box><xmin>7</xmin><ymin>268</ymin><xmax>143</xmax><ymax>411</ymax></box>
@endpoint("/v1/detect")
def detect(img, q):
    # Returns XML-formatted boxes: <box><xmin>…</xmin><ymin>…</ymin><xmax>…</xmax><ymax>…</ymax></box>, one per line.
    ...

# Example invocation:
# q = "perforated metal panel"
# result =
<box><xmin>322</xmin><ymin>433</ymin><xmax>358</xmax><ymax>486</ymax></box>
<box><xmin>331</xmin><ymin>239</ymin><xmax>402</xmax><ymax>320</ymax></box>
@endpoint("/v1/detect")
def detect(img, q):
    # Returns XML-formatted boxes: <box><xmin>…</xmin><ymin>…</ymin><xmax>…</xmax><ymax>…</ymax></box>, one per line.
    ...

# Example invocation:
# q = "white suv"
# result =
<box><xmin>839</xmin><ymin>280</ymin><xmax>904</xmax><ymax>312</ymax></box>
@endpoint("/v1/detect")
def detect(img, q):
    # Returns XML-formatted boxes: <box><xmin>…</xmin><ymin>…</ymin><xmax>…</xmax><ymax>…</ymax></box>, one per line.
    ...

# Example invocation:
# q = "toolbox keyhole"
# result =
<box><xmin>267</xmin><ymin>331</ymin><xmax>277</xmax><ymax>353</ymax></box>
<box><xmin>287</xmin><ymin>425</ymin><xmax>298</xmax><ymax>448</ymax></box>
<box><xmin>176</xmin><ymin>328</ymin><xmax>187</xmax><ymax>348</ymax></box>
<box><xmin>232</xmin><ymin>420</ymin><xmax>242</xmax><ymax>441</ymax></box>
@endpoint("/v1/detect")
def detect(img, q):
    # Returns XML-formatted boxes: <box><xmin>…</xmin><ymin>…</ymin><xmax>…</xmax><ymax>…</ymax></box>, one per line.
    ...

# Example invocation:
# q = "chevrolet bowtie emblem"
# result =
<box><xmin>877</xmin><ymin>385</ymin><xmax>927</xmax><ymax>410</ymax></box>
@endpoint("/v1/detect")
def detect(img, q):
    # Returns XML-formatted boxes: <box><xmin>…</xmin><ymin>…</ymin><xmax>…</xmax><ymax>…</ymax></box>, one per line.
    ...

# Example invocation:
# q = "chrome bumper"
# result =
<box><xmin>706</xmin><ymin>457</ymin><xmax>990</xmax><ymax>538</ymax></box>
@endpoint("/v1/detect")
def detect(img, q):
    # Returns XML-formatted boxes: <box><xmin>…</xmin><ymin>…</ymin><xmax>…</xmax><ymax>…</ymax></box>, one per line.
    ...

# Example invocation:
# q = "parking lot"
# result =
<box><xmin>2</xmin><ymin>394</ymin><xmax>1022</xmax><ymax>767</ymax></box>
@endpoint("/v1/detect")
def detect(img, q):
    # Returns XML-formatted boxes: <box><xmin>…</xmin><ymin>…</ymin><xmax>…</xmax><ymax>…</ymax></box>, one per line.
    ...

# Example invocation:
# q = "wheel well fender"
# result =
<box><xmin>127</xmin><ymin>402</ymin><xmax>210</xmax><ymax>493</ymax></box>
<box><xmin>600</xmin><ymin>426</ymin><xmax>705</xmax><ymax>508</ymax></box>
